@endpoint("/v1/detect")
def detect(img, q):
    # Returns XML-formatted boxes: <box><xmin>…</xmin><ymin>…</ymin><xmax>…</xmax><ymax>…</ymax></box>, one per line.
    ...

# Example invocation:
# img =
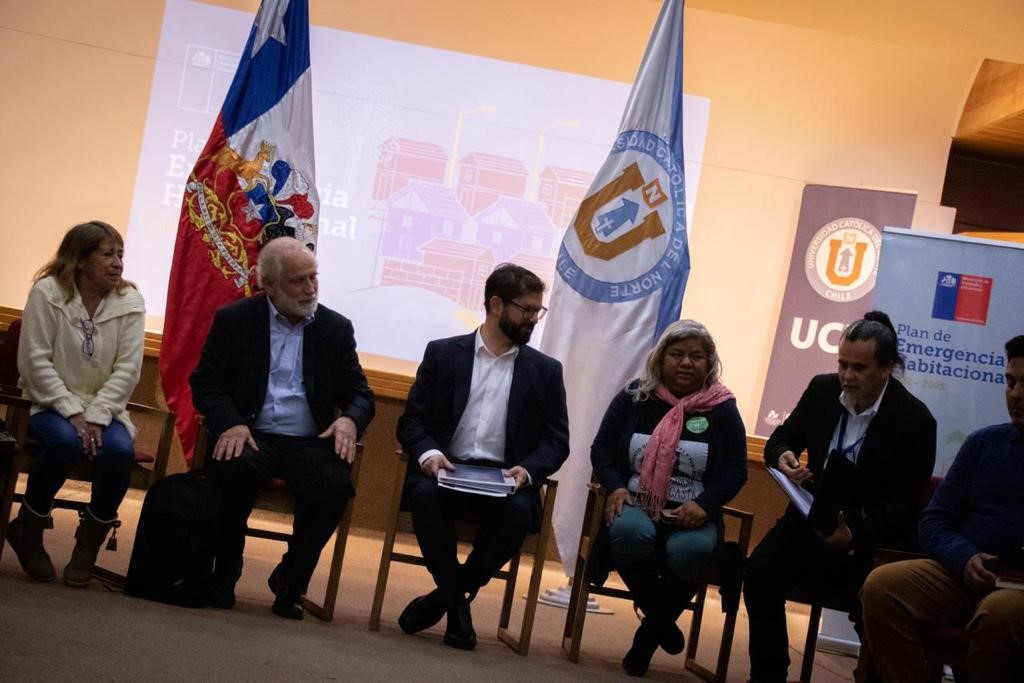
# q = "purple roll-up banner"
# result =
<box><xmin>755</xmin><ymin>185</ymin><xmax>916</xmax><ymax>437</ymax></box>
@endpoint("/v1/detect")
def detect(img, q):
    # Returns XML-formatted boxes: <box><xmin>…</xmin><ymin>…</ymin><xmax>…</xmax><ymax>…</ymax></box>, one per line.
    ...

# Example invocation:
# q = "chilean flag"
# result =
<box><xmin>159</xmin><ymin>0</ymin><xmax>318</xmax><ymax>460</ymax></box>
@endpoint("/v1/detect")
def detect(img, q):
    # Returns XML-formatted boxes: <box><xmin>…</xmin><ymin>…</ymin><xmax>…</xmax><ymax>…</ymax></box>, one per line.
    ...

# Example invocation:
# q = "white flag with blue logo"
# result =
<box><xmin>540</xmin><ymin>0</ymin><xmax>689</xmax><ymax>573</ymax></box>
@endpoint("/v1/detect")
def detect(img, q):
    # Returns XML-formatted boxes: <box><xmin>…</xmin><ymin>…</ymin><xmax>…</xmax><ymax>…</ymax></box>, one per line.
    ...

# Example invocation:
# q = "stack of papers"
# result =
<box><xmin>438</xmin><ymin>464</ymin><xmax>516</xmax><ymax>497</ymax></box>
<box><xmin>766</xmin><ymin>454</ymin><xmax>860</xmax><ymax>536</ymax></box>
<box><xmin>766</xmin><ymin>467</ymin><xmax>813</xmax><ymax>517</ymax></box>
<box><xmin>993</xmin><ymin>564</ymin><xmax>1024</xmax><ymax>591</ymax></box>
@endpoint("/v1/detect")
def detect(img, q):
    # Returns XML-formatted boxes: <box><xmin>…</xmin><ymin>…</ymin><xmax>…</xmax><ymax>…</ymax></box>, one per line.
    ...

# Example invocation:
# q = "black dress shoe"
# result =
<box><xmin>268</xmin><ymin>563</ymin><xmax>286</xmax><ymax>597</ymax></box>
<box><xmin>208</xmin><ymin>585</ymin><xmax>236</xmax><ymax>609</ymax></box>
<box><xmin>267</xmin><ymin>563</ymin><xmax>303</xmax><ymax>620</ymax></box>
<box><xmin>660</xmin><ymin>622</ymin><xmax>684</xmax><ymax>655</ymax></box>
<box><xmin>271</xmin><ymin>595</ymin><xmax>304</xmax><ymax>620</ymax></box>
<box><xmin>399</xmin><ymin>590</ymin><xmax>447</xmax><ymax>634</ymax></box>
<box><xmin>622</xmin><ymin>620</ymin><xmax>660</xmax><ymax>677</ymax></box>
<box><xmin>443</xmin><ymin>601</ymin><xmax>477</xmax><ymax>650</ymax></box>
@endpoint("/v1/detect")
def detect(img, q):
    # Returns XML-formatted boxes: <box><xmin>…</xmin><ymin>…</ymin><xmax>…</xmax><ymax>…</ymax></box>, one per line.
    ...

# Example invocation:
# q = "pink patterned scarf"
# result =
<box><xmin>637</xmin><ymin>381</ymin><xmax>735</xmax><ymax>517</ymax></box>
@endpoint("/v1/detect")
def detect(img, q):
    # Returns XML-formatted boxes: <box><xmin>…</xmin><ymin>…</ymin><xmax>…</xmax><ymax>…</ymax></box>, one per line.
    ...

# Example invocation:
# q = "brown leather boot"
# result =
<box><xmin>6</xmin><ymin>502</ymin><xmax>56</xmax><ymax>582</ymax></box>
<box><xmin>63</xmin><ymin>508</ymin><xmax>117</xmax><ymax>587</ymax></box>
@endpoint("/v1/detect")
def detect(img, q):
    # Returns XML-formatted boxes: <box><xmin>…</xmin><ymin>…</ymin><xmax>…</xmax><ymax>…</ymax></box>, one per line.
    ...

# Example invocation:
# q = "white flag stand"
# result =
<box><xmin>534</xmin><ymin>579</ymin><xmax>614</xmax><ymax>614</ymax></box>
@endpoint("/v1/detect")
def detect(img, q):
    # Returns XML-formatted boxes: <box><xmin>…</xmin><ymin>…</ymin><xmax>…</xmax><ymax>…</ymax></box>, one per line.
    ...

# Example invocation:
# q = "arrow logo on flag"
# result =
<box><xmin>594</xmin><ymin>198</ymin><xmax>640</xmax><ymax>237</ymax></box>
<box><xmin>574</xmin><ymin>162</ymin><xmax>666</xmax><ymax>261</ymax></box>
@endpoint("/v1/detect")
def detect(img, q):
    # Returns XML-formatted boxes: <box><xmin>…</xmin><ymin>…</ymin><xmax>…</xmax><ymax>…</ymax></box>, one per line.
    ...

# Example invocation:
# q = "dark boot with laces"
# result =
<box><xmin>63</xmin><ymin>508</ymin><xmax>118</xmax><ymax>587</ymax></box>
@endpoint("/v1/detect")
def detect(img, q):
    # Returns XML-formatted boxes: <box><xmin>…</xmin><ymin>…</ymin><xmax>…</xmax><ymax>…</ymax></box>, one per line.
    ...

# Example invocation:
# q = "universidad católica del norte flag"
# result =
<box><xmin>539</xmin><ymin>0</ymin><xmax>689</xmax><ymax>574</ymax></box>
<box><xmin>159</xmin><ymin>0</ymin><xmax>318</xmax><ymax>460</ymax></box>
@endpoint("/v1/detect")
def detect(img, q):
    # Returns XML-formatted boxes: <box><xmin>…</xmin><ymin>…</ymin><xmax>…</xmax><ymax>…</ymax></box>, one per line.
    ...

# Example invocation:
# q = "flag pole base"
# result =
<box><xmin>534</xmin><ymin>580</ymin><xmax>613</xmax><ymax>614</ymax></box>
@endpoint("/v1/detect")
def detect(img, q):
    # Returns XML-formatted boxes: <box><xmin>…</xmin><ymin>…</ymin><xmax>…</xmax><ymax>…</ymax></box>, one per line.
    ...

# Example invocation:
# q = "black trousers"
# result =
<box><xmin>403</xmin><ymin>464</ymin><xmax>537</xmax><ymax>606</ymax></box>
<box><xmin>208</xmin><ymin>431</ymin><xmax>352</xmax><ymax>598</ymax></box>
<box><xmin>742</xmin><ymin>509</ymin><xmax>871</xmax><ymax>683</ymax></box>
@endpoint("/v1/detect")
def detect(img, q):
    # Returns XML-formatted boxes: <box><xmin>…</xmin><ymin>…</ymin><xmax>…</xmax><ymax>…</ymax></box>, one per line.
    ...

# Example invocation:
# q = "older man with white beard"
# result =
<box><xmin>190</xmin><ymin>236</ymin><xmax>374</xmax><ymax>620</ymax></box>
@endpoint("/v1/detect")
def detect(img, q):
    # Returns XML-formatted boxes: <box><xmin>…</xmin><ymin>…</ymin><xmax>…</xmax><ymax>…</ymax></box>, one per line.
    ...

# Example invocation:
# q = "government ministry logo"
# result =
<box><xmin>804</xmin><ymin>217</ymin><xmax>881</xmax><ymax>302</ymax></box>
<box><xmin>556</xmin><ymin>130</ymin><xmax>687</xmax><ymax>303</ymax></box>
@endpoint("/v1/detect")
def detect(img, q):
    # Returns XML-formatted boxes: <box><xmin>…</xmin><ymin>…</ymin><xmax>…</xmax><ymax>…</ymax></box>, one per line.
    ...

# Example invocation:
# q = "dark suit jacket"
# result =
<box><xmin>190</xmin><ymin>294</ymin><xmax>374</xmax><ymax>441</ymax></box>
<box><xmin>765</xmin><ymin>373</ymin><xmax>936</xmax><ymax>555</ymax></box>
<box><xmin>396</xmin><ymin>332</ymin><xmax>570</xmax><ymax>486</ymax></box>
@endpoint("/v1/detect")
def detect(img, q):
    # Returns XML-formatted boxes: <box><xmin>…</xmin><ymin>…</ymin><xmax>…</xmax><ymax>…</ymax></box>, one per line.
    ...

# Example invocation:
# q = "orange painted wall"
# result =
<box><xmin>2</xmin><ymin>0</ymin><xmax>1022</xmax><ymax>427</ymax></box>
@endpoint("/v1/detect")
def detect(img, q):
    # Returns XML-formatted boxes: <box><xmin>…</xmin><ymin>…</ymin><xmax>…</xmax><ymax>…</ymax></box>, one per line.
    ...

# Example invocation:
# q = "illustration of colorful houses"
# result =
<box><xmin>373</xmin><ymin>138</ymin><xmax>591</xmax><ymax>312</ymax></box>
<box><xmin>373</xmin><ymin>137</ymin><xmax>448</xmax><ymax>201</ymax></box>
<box><xmin>505</xmin><ymin>251</ymin><xmax>555</xmax><ymax>304</ymax></box>
<box><xmin>473</xmin><ymin>196</ymin><xmax>559</xmax><ymax>264</ymax></box>
<box><xmin>380</xmin><ymin>238</ymin><xmax>494</xmax><ymax>310</ymax></box>
<box><xmin>377</xmin><ymin>181</ymin><xmax>469</xmax><ymax>261</ymax></box>
<box><xmin>537</xmin><ymin>165</ymin><xmax>595</xmax><ymax>229</ymax></box>
<box><xmin>455</xmin><ymin>153</ymin><xmax>529</xmax><ymax>215</ymax></box>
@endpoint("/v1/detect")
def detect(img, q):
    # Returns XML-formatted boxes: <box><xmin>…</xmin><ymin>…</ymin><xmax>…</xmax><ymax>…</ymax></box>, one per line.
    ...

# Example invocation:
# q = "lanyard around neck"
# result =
<box><xmin>835</xmin><ymin>411</ymin><xmax>866</xmax><ymax>460</ymax></box>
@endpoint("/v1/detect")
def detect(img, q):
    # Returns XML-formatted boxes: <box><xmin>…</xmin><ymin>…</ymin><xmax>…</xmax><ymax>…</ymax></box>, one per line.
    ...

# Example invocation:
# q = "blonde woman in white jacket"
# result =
<box><xmin>7</xmin><ymin>220</ymin><xmax>145</xmax><ymax>586</ymax></box>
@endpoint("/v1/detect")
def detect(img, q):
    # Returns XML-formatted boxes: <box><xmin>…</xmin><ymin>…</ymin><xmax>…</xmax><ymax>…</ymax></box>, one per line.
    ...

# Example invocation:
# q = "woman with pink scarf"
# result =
<box><xmin>591</xmin><ymin>320</ymin><xmax>748</xmax><ymax>677</ymax></box>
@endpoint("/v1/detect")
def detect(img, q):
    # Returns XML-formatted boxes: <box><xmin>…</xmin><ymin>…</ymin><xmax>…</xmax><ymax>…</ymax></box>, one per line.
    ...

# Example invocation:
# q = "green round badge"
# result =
<box><xmin>685</xmin><ymin>416</ymin><xmax>709</xmax><ymax>434</ymax></box>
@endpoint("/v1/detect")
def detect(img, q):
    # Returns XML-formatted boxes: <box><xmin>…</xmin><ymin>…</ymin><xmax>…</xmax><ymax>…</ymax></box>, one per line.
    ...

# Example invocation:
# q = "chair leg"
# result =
<box><xmin>800</xmin><ymin>603</ymin><xmax>823</xmax><ymax>683</ymax></box>
<box><xmin>686</xmin><ymin>584</ymin><xmax>708</xmax><ymax>660</ymax></box>
<box><xmin>368</xmin><ymin>515</ymin><xmax>399</xmax><ymax>631</ymax></box>
<box><xmin>0</xmin><ymin>405</ymin><xmax>29</xmax><ymax>565</ymax></box>
<box><xmin>514</xmin><ymin>523</ymin><xmax>550</xmax><ymax>655</ymax></box>
<box><xmin>0</xmin><ymin>453</ymin><xmax>18</xmax><ymax>564</ymax></box>
<box><xmin>302</xmin><ymin>456</ymin><xmax>362</xmax><ymax>622</ymax></box>
<box><xmin>562</xmin><ymin>481</ymin><xmax>604</xmax><ymax>663</ymax></box>
<box><xmin>684</xmin><ymin>583</ymin><xmax>738</xmax><ymax>683</ymax></box>
<box><xmin>714</xmin><ymin>603</ymin><xmax>739</xmax><ymax>683</ymax></box>
<box><xmin>497</xmin><ymin>481</ymin><xmax>557</xmax><ymax>656</ymax></box>
<box><xmin>300</xmin><ymin>520</ymin><xmax>344</xmax><ymax>621</ymax></box>
<box><xmin>562</xmin><ymin>576</ymin><xmax>592</xmax><ymax>663</ymax></box>
<box><xmin>685</xmin><ymin>585</ymin><xmax>714</xmax><ymax>680</ymax></box>
<box><xmin>498</xmin><ymin>550</ymin><xmax>521</xmax><ymax>632</ymax></box>
<box><xmin>91</xmin><ymin>565</ymin><xmax>126</xmax><ymax>588</ymax></box>
<box><xmin>369</xmin><ymin>455</ymin><xmax>406</xmax><ymax>631</ymax></box>
<box><xmin>496</xmin><ymin>550</ymin><xmax>525</xmax><ymax>653</ymax></box>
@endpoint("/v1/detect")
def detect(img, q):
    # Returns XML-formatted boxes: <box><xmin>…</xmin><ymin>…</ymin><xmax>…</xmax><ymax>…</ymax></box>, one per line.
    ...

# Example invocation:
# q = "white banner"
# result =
<box><xmin>875</xmin><ymin>228</ymin><xmax>1024</xmax><ymax>474</ymax></box>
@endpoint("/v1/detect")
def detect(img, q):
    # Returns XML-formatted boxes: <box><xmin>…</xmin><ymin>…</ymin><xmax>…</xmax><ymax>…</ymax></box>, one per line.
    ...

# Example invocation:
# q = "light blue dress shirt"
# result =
<box><xmin>252</xmin><ymin>298</ymin><xmax>318</xmax><ymax>437</ymax></box>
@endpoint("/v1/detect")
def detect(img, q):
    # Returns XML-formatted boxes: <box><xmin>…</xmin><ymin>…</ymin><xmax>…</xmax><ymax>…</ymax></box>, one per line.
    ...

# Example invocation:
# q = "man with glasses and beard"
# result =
<box><xmin>190</xmin><ymin>236</ymin><xmax>374</xmax><ymax>620</ymax></box>
<box><xmin>396</xmin><ymin>263</ymin><xmax>569</xmax><ymax>650</ymax></box>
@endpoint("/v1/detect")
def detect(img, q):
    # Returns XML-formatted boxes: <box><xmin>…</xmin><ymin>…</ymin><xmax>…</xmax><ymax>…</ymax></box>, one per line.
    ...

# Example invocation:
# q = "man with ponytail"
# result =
<box><xmin>743</xmin><ymin>311</ymin><xmax>937</xmax><ymax>683</ymax></box>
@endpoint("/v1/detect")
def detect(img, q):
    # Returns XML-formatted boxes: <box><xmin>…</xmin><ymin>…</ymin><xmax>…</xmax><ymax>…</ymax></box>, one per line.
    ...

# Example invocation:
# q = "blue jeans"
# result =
<box><xmin>24</xmin><ymin>410</ymin><xmax>134</xmax><ymax>520</ymax></box>
<box><xmin>609</xmin><ymin>503</ymin><xmax>718</xmax><ymax>582</ymax></box>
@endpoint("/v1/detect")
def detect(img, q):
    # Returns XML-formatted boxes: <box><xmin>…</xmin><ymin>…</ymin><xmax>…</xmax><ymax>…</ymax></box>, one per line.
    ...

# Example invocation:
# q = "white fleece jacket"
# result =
<box><xmin>17</xmin><ymin>276</ymin><xmax>146</xmax><ymax>438</ymax></box>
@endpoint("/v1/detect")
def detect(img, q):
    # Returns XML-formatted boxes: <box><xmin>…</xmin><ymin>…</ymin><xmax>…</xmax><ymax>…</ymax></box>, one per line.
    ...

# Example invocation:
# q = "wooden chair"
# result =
<box><xmin>561</xmin><ymin>483</ymin><xmax>754</xmax><ymax>683</ymax></box>
<box><xmin>785</xmin><ymin>583</ymin><xmax>853</xmax><ymax>683</ymax></box>
<box><xmin>790</xmin><ymin>476</ymin><xmax>961</xmax><ymax>683</ymax></box>
<box><xmin>368</xmin><ymin>451</ymin><xmax>558</xmax><ymax>655</ymax></box>
<box><xmin>1</xmin><ymin>318</ymin><xmax>174</xmax><ymax>582</ymax></box>
<box><xmin>0</xmin><ymin>392</ymin><xmax>31</xmax><ymax>562</ymax></box>
<box><xmin>192</xmin><ymin>423</ymin><xmax>361</xmax><ymax>622</ymax></box>
<box><xmin>0</xmin><ymin>393</ymin><xmax>173</xmax><ymax>558</ymax></box>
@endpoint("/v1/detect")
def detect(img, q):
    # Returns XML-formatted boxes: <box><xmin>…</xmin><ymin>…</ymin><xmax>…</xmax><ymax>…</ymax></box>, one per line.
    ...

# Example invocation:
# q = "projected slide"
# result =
<box><xmin>125</xmin><ymin>0</ymin><xmax>709</xmax><ymax>361</ymax></box>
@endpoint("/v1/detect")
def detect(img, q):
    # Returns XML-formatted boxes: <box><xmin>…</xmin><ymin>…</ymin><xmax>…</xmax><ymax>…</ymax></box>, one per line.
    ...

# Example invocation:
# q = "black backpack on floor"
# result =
<box><xmin>125</xmin><ymin>471</ymin><xmax>221</xmax><ymax>608</ymax></box>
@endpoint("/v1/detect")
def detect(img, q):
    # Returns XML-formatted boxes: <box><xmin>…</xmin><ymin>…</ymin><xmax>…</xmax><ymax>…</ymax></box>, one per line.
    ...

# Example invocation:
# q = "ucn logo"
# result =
<box><xmin>804</xmin><ymin>217</ymin><xmax>882</xmax><ymax>302</ymax></box>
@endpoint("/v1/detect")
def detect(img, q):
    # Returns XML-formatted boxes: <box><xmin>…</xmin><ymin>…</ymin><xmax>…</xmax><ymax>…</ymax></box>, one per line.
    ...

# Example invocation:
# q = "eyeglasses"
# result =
<box><xmin>79</xmin><ymin>318</ymin><xmax>95</xmax><ymax>358</ymax></box>
<box><xmin>503</xmin><ymin>299</ymin><xmax>548</xmax><ymax>321</ymax></box>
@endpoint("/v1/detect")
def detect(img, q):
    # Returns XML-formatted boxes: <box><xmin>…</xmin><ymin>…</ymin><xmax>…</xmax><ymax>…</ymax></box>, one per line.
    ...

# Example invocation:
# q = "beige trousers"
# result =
<box><xmin>858</xmin><ymin>558</ymin><xmax>1024</xmax><ymax>683</ymax></box>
